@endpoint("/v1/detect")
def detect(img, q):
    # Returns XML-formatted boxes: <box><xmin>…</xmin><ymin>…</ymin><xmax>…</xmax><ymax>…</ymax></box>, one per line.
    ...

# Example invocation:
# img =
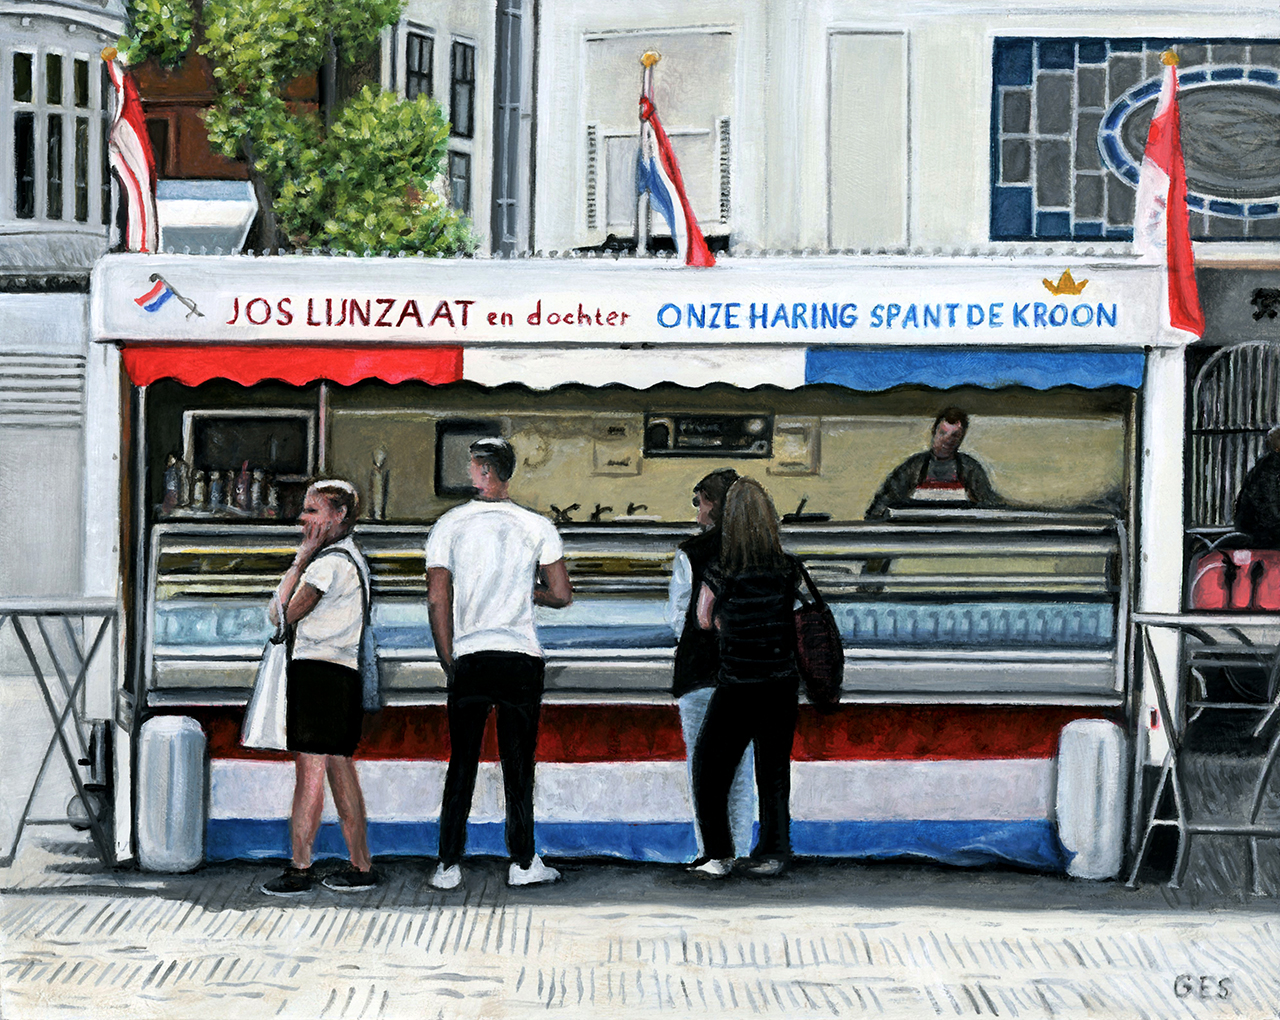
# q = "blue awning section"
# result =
<box><xmin>806</xmin><ymin>347</ymin><xmax>1146</xmax><ymax>391</ymax></box>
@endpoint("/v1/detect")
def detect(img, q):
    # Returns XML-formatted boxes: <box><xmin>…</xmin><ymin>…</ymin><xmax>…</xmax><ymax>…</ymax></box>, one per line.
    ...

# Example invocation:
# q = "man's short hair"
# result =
<box><xmin>470</xmin><ymin>436</ymin><xmax>516</xmax><ymax>482</ymax></box>
<box><xmin>932</xmin><ymin>407</ymin><xmax>970</xmax><ymax>433</ymax></box>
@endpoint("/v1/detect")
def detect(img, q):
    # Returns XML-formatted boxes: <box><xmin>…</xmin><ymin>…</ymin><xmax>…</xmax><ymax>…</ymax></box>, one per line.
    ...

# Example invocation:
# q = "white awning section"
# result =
<box><xmin>464</xmin><ymin>346</ymin><xmax>807</xmax><ymax>389</ymax></box>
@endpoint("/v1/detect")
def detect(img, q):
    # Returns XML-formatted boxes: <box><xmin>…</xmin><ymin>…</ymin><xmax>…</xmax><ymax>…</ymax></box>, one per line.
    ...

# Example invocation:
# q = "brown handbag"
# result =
<box><xmin>794</xmin><ymin>563</ymin><xmax>844</xmax><ymax>710</ymax></box>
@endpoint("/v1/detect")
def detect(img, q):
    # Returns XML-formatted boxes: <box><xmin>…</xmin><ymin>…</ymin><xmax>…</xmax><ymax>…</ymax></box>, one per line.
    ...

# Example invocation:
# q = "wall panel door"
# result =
<box><xmin>828</xmin><ymin>32</ymin><xmax>909</xmax><ymax>249</ymax></box>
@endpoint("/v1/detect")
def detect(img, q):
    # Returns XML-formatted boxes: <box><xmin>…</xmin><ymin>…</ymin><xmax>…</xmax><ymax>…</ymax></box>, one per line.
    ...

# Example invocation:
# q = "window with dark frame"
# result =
<box><xmin>75</xmin><ymin>117</ymin><xmax>90</xmax><ymax>222</ymax></box>
<box><xmin>449</xmin><ymin>150</ymin><xmax>471</xmax><ymax>213</ymax></box>
<box><xmin>46</xmin><ymin>53</ymin><xmax>62</xmax><ymax>105</ymax></box>
<box><xmin>101</xmin><ymin>61</ymin><xmax>111</xmax><ymax>225</ymax></box>
<box><xmin>47</xmin><ymin>114</ymin><xmax>64</xmax><ymax>219</ymax></box>
<box><xmin>15</xmin><ymin>112</ymin><xmax>36</xmax><ymax>219</ymax></box>
<box><xmin>450</xmin><ymin>41</ymin><xmax>475</xmax><ymax>138</ymax></box>
<box><xmin>405</xmin><ymin>30</ymin><xmax>433</xmax><ymax>100</ymax></box>
<box><xmin>14</xmin><ymin>52</ymin><xmax>33</xmax><ymax>102</ymax></box>
<box><xmin>14</xmin><ymin>53</ymin><xmax>35</xmax><ymax>219</ymax></box>
<box><xmin>74</xmin><ymin>58</ymin><xmax>89</xmax><ymax>107</ymax></box>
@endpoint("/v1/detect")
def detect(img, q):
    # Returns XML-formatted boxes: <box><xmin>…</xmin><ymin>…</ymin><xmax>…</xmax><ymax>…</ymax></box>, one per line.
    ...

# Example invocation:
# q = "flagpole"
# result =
<box><xmin>635</xmin><ymin>51</ymin><xmax>660</xmax><ymax>257</ymax></box>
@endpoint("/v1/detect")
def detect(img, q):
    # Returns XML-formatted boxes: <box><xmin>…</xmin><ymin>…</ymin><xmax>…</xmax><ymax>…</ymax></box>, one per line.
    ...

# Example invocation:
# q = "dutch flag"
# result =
<box><xmin>637</xmin><ymin>94</ymin><xmax>715</xmax><ymax>267</ymax></box>
<box><xmin>1133</xmin><ymin>51</ymin><xmax>1204</xmax><ymax>338</ymax></box>
<box><xmin>104</xmin><ymin>48</ymin><xmax>159</xmax><ymax>254</ymax></box>
<box><xmin>135</xmin><ymin>277</ymin><xmax>174</xmax><ymax>312</ymax></box>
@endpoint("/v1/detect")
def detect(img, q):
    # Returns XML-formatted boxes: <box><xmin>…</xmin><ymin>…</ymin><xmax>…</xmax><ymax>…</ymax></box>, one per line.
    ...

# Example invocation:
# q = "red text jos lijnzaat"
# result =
<box><xmin>224</xmin><ymin>297</ymin><xmax>631</xmax><ymax>329</ymax></box>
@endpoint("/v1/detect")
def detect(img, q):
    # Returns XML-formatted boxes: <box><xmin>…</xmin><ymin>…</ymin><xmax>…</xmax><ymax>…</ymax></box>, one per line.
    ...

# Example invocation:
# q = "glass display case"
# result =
<box><xmin>144</xmin><ymin>511</ymin><xmax>1127</xmax><ymax>707</ymax></box>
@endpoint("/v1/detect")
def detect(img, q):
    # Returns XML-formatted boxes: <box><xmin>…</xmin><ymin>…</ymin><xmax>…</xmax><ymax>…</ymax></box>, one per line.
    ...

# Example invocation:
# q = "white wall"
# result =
<box><xmin>0</xmin><ymin>293</ymin><xmax>88</xmax><ymax>599</ymax></box>
<box><xmin>530</xmin><ymin>0</ymin><xmax>1280</xmax><ymax>253</ymax></box>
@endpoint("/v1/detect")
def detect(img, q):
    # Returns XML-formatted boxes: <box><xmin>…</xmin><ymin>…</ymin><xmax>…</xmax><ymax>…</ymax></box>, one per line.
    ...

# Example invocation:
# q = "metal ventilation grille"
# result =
<box><xmin>585</xmin><ymin>123</ymin><xmax>599</xmax><ymax>230</ymax></box>
<box><xmin>0</xmin><ymin>352</ymin><xmax>86</xmax><ymax>428</ymax></box>
<box><xmin>1190</xmin><ymin>341</ymin><xmax>1280</xmax><ymax>528</ymax></box>
<box><xmin>717</xmin><ymin>116</ymin><xmax>731</xmax><ymax>224</ymax></box>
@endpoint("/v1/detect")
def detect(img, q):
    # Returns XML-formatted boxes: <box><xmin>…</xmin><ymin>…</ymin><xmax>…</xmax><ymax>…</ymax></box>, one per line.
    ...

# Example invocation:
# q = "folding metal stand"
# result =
<box><xmin>0</xmin><ymin>598</ymin><xmax>119</xmax><ymax>867</ymax></box>
<box><xmin>1129</xmin><ymin>613</ymin><xmax>1280</xmax><ymax>893</ymax></box>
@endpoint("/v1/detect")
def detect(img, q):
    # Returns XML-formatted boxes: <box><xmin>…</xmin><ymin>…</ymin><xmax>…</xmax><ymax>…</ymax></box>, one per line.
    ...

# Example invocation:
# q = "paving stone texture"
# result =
<box><xmin>3</xmin><ymin>833</ymin><xmax>1280</xmax><ymax>1019</ymax></box>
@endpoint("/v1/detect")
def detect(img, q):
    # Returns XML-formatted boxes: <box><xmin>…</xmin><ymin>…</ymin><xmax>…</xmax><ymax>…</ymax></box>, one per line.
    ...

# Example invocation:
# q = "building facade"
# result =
<box><xmin>7</xmin><ymin>0</ymin><xmax>1280</xmax><ymax>873</ymax></box>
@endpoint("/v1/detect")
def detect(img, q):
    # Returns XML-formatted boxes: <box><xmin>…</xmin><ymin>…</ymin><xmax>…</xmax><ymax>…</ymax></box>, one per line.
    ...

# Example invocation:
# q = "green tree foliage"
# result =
<box><xmin>123</xmin><ymin>0</ymin><xmax>474</xmax><ymax>254</ymax></box>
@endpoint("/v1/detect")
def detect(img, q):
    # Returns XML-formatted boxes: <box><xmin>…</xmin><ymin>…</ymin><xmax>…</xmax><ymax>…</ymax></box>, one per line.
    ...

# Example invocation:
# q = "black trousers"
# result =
<box><xmin>693</xmin><ymin>680</ymin><xmax>799</xmax><ymax>860</ymax></box>
<box><xmin>439</xmin><ymin>651</ymin><xmax>545</xmax><ymax>867</ymax></box>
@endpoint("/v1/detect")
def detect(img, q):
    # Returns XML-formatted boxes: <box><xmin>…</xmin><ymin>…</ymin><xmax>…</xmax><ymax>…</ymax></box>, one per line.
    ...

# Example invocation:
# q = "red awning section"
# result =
<box><xmin>120</xmin><ymin>344</ymin><xmax>464</xmax><ymax>388</ymax></box>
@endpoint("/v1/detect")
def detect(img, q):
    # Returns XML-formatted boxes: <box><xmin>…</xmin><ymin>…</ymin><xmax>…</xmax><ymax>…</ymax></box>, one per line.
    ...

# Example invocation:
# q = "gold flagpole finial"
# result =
<box><xmin>101</xmin><ymin>46</ymin><xmax>118</xmax><ymax>62</ymax></box>
<box><xmin>1161</xmin><ymin>50</ymin><xmax>1179</xmax><ymax>66</ymax></box>
<box><xmin>641</xmin><ymin>51</ymin><xmax>661</xmax><ymax>68</ymax></box>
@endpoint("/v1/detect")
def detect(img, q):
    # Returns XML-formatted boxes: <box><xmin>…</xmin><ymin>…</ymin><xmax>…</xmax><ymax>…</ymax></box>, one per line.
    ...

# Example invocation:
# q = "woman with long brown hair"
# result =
<box><xmin>691</xmin><ymin>477</ymin><xmax>801</xmax><ymax>878</ymax></box>
<box><xmin>666</xmin><ymin>467</ymin><xmax>755</xmax><ymax>864</ymax></box>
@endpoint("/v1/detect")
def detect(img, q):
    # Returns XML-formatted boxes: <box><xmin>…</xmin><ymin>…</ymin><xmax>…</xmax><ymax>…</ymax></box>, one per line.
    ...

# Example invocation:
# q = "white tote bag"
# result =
<box><xmin>241</xmin><ymin>607</ymin><xmax>289</xmax><ymax>751</ymax></box>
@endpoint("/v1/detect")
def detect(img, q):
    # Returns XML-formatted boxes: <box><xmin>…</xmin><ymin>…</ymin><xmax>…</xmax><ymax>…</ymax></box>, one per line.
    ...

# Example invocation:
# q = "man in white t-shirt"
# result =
<box><xmin>425</xmin><ymin>437</ymin><xmax>572</xmax><ymax>889</ymax></box>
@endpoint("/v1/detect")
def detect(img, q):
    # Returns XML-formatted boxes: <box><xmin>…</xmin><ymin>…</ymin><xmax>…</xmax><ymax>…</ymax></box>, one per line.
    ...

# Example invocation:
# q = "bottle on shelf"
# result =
<box><xmin>161</xmin><ymin>454</ymin><xmax>183</xmax><ymax>513</ymax></box>
<box><xmin>192</xmin><ymin>471</ymin><xmax>208</xmax><ymax>511</ymax></box>
<box><xmin>233</xmin><ymin>461</ymin><xmax>252</xmax><ymax>511</ymax></box>
<box><xmin>370</xmin><ymin>448</ymin><xmax>389</xmax><ymax>520</ymax></box>
<box><xmin>209</xmin><ymin>471</ymin><xmax>226</xmax><ymax>509</ymax></box>
<box><xmin>250</xmin><ymin>470</ymin><xmax>266</xmax><ymax>515</ymax></box>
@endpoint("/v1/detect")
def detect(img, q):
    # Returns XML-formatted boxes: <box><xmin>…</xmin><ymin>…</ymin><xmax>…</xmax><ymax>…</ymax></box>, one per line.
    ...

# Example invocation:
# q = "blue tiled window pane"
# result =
<box><xmin>994</xmin><ymin>40</ymin><xmax>1034</xmax><ymax>87</ymax></box>
<box><xmin>1035</xmin><ymin>211</ymin><xmax>1072</xmax><ymax>239</ymax></box>
<box><xmin>992</xmin><ymin>187</ymin><xmax>1033</xmax><ymax>238</ymax></box>
<box><xmin>1038</xmin><ymin>41</ymin><xmax>1075</xmax><ymax>70</ymax></box>
<box><xmin>1077</xmin><ymin>40</ymin><xmax>1108</xmax><ymax>64</ymax></box>
<box><xmin>991</xmin><ymin>36</ymin><xmax>1280</xmax><ymax>241</ymax></box>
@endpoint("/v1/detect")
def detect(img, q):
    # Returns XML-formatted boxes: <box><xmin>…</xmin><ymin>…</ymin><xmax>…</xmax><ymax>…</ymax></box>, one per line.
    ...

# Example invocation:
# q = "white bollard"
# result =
<box><xmin>136</xmin><ymin>716</ymin><xmax>207</xmax><ymax>872</ymax></box>
<box><xmin>1056</xmin><ymin>719</ymin><xmax>1128</xmax><ymax>880</ymax></box>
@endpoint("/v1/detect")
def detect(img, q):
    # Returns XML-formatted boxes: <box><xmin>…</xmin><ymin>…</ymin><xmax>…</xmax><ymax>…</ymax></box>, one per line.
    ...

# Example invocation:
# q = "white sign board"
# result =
<box><xmin>91</xmin><ymin>254</ymin><xmax>1170</xmax><ymax>348</ymax></box>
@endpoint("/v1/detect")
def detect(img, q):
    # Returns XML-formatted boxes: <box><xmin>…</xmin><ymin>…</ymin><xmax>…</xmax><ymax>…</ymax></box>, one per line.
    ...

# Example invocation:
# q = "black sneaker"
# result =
<box><xmin>262</xmin><ymin>867</ymin><xmax>312</xmax><ymax>896</ymax></box>
<box><xmin>742</xmin><ymin>857</ymin><xmax>786</xmax><ymax>878</ymax></box>
<box><xmin>322</xmin><ymin>867</ymin><xmax>379</xmax><ymax>892</ymax></box>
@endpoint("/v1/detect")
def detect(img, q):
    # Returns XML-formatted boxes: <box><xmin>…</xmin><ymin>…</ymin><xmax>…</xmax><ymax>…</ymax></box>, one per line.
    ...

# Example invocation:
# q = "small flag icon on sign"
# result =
<box><xmin>134</xmin><ymin>275</ymin><xmax>204</xmax><ymax>318</ymax></box>
<box><xmin>135</xmin><ymin>278</ymin><xmax>174</xmax><ymax>312</ymax></box>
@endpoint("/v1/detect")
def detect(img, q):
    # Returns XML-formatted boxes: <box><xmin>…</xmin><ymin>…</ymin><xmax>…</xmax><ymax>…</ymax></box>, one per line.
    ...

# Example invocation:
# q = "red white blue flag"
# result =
<box><xmin>105</xmin><ymin>50</ymin><xmax>159</xmax><ymax>253</ymax></box>
<box><xmin>1133</xmin><ymin>54</ymin><xmax>1203</xmax><ymax>338</ymax></box>
<box><xmin>135</xmin><ymin>277</ymin><xmax>174</xmax><ymax>312</ymax></box>
<box><xmin>637</xmin><ymin>95</ymin><xmax>714</xmax><ymax>267</ymax></box>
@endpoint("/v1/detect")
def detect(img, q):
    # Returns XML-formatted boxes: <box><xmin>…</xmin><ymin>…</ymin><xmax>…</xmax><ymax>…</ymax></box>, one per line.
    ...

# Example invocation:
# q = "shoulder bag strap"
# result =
<box><xmin>795</xmin><ymin>561</ymin><xmax>826</xmax><ymax>609</ymax></box>
<box><xmin>312</xmin><ymin>546</ymin><xmax>372</xmax><ymax>624</ymax></box>
<box><xmin>268</xmin><ymin>593</ymin><xmax>291</xmax><ymax>648</ymax></box>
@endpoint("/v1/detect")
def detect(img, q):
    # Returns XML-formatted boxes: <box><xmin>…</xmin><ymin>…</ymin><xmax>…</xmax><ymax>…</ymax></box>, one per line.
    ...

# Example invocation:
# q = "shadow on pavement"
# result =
<box><xmin>6</xmin><ymin>836</ymin><xmax>1267</xmax><ymax>914</ymax></box>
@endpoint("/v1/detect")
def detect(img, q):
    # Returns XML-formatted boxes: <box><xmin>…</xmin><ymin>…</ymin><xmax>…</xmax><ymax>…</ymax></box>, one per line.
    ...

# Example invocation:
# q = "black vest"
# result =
<box><xmin>671</xmin><ymin>528</ymin><xmax>721</xmax><ymax>697</ymax></box>
<box><xmin>713</xmin><ymin>558</ymin><xmax>801</xmax><ymax>685</ymax></box>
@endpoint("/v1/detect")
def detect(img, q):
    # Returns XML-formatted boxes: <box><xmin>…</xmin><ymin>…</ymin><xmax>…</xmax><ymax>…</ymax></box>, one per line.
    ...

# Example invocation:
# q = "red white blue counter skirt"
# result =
<box><xmin>176</xmin><ymin>704</ymin><xmax>1105</xmax><ymax>872</ymax></box>
<box><xmin>206</xmin><ymin>819</ymin><xmax>1066</xmax><ymax>871</ymax></box>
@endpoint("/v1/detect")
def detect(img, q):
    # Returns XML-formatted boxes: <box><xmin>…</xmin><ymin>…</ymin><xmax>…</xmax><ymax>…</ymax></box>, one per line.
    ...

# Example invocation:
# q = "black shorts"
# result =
<box><xmin>286</xmin><ymin>658</ymin><xmax>363</xmax><ymax>756</ymax></box>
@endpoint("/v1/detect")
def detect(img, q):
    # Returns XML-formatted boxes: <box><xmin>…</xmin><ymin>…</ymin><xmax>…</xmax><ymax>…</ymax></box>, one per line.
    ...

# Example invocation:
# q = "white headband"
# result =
<box><xmin>310</xmin><ymin>479</ymin><xmax>357</xmax><ymax>495</ymax></box>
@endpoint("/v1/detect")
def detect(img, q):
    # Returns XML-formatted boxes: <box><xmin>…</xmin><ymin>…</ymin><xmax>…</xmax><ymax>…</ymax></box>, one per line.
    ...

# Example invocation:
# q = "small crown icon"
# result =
<box><xmin>1043</xmin><ymin>269</ymin><xmax>1088</xmax><ymax>296</ymax></box>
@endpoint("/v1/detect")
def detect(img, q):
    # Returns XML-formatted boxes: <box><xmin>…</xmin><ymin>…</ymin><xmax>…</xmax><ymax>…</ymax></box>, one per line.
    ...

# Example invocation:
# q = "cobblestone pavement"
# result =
<box><xmin>4</xmin><ymin>832</ymin><xmax>1280</xmax><ymax>1020</ymax></box>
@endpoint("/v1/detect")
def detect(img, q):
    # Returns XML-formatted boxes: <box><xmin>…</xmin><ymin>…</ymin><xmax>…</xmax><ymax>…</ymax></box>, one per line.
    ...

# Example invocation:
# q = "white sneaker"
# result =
<box><xmin>429</xmin><ymin>863</ymin><xmax>462</xmax><ymax>890</ymax></box>
<box><xmin>508</xmin><ymin>854</ymin><xmax>560</xmax><ymax>886</ymax></box>
<box><xmin>688</xmin><ymin>858</ymin><xmax>733</xmax><ymax>879</ymax></box>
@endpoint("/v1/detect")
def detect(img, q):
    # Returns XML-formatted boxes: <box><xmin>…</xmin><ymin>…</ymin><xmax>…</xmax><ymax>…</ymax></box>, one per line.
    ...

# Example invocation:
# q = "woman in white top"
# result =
<box><xmin>261</xmin><ymin>480</ymin><xmax>376</xmax><ymax>896</ymax></box>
